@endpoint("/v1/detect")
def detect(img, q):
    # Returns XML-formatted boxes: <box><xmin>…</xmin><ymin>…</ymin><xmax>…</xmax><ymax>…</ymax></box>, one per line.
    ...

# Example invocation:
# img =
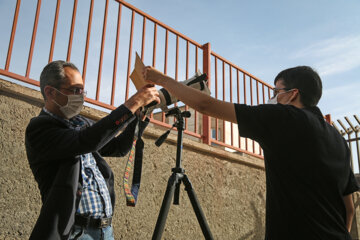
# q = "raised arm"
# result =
<box><xmin>144</xmin><ymin>66</ymin><xmax>237</xmax><ymax>123</ymax></box>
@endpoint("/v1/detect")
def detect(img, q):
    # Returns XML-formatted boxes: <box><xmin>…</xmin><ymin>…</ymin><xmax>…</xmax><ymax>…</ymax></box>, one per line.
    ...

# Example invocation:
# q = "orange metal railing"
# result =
<box><xmin>0</xmin><ymin>0</ymin><xmax>273</xmax><ymax>159</ymax></box>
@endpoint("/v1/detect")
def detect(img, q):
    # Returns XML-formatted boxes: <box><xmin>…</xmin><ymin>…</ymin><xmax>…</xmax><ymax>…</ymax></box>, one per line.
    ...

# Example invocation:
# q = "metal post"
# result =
<box><xmin>202</xmin><ymin>43</ymin><xmax>211</xmax><ymax>145</ymax></box>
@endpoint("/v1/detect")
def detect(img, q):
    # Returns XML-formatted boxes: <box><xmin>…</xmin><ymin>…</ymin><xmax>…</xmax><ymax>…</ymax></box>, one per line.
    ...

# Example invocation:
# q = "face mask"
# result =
<box><xmin>52</xmin><ymin>88</ymin><xmax>84</xmax><ymax>119</ymax></box>
<box><xmin>267</xmin><ymin>94</ymin><xmax>278</xmax><ymax>104</ymax></box>
<box><xmin>267</xmin><ymin>89</ymin><xmax>294</xmax><ymax>105</ymax></box>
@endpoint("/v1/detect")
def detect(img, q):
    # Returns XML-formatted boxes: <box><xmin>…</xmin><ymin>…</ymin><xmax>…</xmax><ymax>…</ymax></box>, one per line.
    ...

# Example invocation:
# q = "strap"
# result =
<box><xmin>159</xmin><ymin>88</ymin><xmax>172</xmax><ymax>106</ymax></box>
<box><xmin>123</xmin><ymin>118</ymin><xmax>144</xmax><ymax>207</ymax></box>
<box><xmin>185</xmin><ymin>73</ymin><xmax>207</xmax><ymax>86</ymax></box>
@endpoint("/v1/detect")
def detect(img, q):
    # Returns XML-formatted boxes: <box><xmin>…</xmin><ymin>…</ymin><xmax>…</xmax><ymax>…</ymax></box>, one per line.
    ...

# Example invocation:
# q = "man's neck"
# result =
<box><xmin>44</xmin><ymin>101</ymin><xmax>67</xmax><ymax>119</ymax></box>
<box><xmin>289</xmin><ymin>101</ymin><xmax>305</xmax><ymax>109</ymax></box>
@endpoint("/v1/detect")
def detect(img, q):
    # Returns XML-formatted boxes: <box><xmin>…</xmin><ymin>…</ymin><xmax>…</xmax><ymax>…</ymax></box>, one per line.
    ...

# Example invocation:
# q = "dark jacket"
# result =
<box><xmin>25</xmin><ymin>105</ymin><xmax>148</xmax><ymax>240</ymax></box>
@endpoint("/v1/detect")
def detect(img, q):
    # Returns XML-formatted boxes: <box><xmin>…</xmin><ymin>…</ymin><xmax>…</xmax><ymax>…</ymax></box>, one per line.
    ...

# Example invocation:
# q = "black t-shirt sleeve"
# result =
<box><xmin>343</xmin><ymin>169</ymin><xmax>359</xmax><ymax>195</ymax></box>
<box><xmin>234</xmin><ymin>103</ymin><xmax>303</xmax><ymax>146</ymax></box>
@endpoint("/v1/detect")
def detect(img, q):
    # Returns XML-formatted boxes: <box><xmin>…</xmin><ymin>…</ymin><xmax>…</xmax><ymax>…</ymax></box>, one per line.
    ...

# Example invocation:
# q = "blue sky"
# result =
<box><xmin>0</xmin><ymin>0</ymin><xmax>359</xmax><ymax>121</ymax></box>
<box><xmin>128</xmin><ymin>0</ymin><xmax>360</xmax><ymax>122</ymax></box>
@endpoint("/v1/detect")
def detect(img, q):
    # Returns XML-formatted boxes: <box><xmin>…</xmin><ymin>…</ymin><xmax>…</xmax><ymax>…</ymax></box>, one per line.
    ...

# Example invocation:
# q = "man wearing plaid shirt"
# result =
<box><xmin>25</xmin><ymin>61</ymin><xmax>160</xmax><ymax>240</ymax></box>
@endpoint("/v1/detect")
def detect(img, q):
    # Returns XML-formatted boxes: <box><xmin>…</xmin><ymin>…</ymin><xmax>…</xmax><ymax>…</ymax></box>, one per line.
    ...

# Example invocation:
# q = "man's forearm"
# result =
<box><xmin>161</xmin><ymin>75</ymin><xmax>213</xmax><ymax>114</ymax></box>
<box><xmin>158</xmin><ymin>75</ymin><xmax>236</xmax><ymax>122</ymax></box>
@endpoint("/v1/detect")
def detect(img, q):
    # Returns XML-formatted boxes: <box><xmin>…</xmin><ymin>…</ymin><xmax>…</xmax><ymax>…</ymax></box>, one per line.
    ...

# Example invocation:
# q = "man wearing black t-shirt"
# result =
<box><xmin>144</xmin><ymin>65</ymin><xmax>359</xmax><ymax>239</ymax></box>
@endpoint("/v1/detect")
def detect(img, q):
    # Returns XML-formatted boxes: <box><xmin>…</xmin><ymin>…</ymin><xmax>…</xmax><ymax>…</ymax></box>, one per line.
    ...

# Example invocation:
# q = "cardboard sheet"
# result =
<box><xmin>130</xmin><ymin>53</ymin><xmax>148</xmax><ymax>90</ymax></box>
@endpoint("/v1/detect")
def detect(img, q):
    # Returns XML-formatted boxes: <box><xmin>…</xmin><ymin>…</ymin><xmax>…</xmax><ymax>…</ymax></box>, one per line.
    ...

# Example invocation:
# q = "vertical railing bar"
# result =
<box><xmin>48</xmin><ymin>0</ymin><xmax>61</xmax><ymax>63</ymax></box>
<box><xmin>356</xmin><ymin>130</ymin><xmax>360</xmax><ymax>172</ymax></box>
<box><xmin>236</xmin><ymin>70</ymin><xmax>240</xmax><ymax>103</ymax></box>
<box><xmin>125</xmin><ymin>10</ymin><xmax>135</xmax><ymax>101</ymax></box>
<box><xmin>163</xmin><ymin>30</ymin><xmax>168</xmax><ymax>74</ymax></box>
<box><xmin>256</xmin><ymin>81</ymin><xmax>262</xmax><ymax>155</ymax></box>
<box><xmin>141</xmin><ymin>16</ymin><xmax>146</xmax><ymax>61</ymax></box>
<box><xmin>25</xmin><ymin>0</ymin><xmax>42</xmax><ymax>78</ymax></box>
<box><xmin>243</xmin><ymin>73</ymin><xmax>247</xmax><ymax>104</ymax></box>
<box><xmin>111</xmin><ymin>3</ymin><xmax>122</xmax><ymax>106</ymax></box>
<box><xmin>186</xmin><ymin>41</ymin><xmax>189</xmax><ymax>79</ymax></box>
<box><xmin>195</xmin><ymin>46</ymin><xmax>198</xmax><ymax>73</ymax></box>
<box><xmin>229</xmin><ymin>65</ymin><xmax>233</xmax><ymax>146</ymax></box>
<box><xmin>152</xmin><ymin>23</ymin><xmax>157</xmax><ymax>67</ymax></box>
<box><xmin>243</xmin><ymin>73</ymin><xmax>248</xmax><ymax>151</ymax></box>
<box><xmin>250</xmin><ymin>77</ymin><xmax>253</xmax><ymax>106</ymax></box>
<box><xmin>202</xmin><ymin>43</ymin><xmax>211</xmax><ymax>145</ymax></box>
<box><xmin>82</xmin><ymin>0</ymin><xmax>94</xmax><ymax>85</ymax></box>
<box><xmin>185</xmin><ymin>40</ymin><xmax>189</xmax><ymax>130</ymax></box>
<box><xmin>215</xmin><ymin>56</ymin><xmax>218</xmax><ymax>140</ymax></box>
<box><xmin>222</xmin><ymin>61</ymin><xmax>226</xmax><ymax>144</ymax></box>
<box><xmin>175</xmin><ymin>35</ymin><xmax>179</xmax><ymax>81</ymax></box>
<box><xmin>161</xmin><ymin>29</ymin><xmax>168</xmax><ymax>122</ymax></box>
<box><xmin>5</xmin><ymin>0</ymin><xmax>21</xmax><ymax>71</ymax></box>
<box><xmin>256</xmin><ymin>81</ymin><xmax>259</xmax><ymax>105</ymax></box>
<box><xmin>237</xmin><ymin>70</ymin><xmax>241</xmax><ymax>149</ymax></box>
<box><xmin>249</xmin><ymin>77</ymin><xmax>255</xmax><ymax>153</ymax></box>
<box><xmin>194</xmin><ymin>46</ymin><xmax>198</xmax><ymax>133</ymax></box>
<box><xmin>262</xmin><ymin>84</ymin><xmax>265</xmax><ymax>104</ymax></box>
<box><xmin>260</xmin><ymin>83</ymin><xmax>265</xmax><ymax>156</ymax></box>
<box><xmin>96</xmin><ymin>0</ymin><xmax>109</xmax><ymax>101</ymax></box>
<box><xmin>260</xmin><ymin>84</ymin><xmax>264</xmax><ymax>154</ymax></box>
<box><xmin>173</xmin><ymin>35</ymin><xmax>179</xmax><ymax>123</ymax></box>
<box><xmin>66</xmin><ymin>0</ymin><xmax>78</xmax><ymax>62</ymax></box>
<box><xmin>349</xmin><ymin>131</ymin><xmax>354</xmax><ymax>170</ymax></box>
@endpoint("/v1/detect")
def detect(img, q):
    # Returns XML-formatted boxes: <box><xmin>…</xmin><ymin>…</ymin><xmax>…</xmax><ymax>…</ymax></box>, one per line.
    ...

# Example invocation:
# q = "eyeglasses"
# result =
<box><xmin>272</xmin><ymin>87</ymin><xmax>290</xmax><ymax>97</ymax></box>
<box><xmin>59</xmin><ymin>87</ymin><xmax>87</xmax><ymax>96</ymax></box>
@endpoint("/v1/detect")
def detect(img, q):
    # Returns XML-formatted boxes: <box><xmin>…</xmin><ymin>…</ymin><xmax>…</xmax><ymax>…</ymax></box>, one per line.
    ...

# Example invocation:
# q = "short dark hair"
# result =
<box><xmin>274</xmin><ymin>66</ymin><xmax>322</xmax><ymax>107</ymax></box>
<box><xmin>39</xmin><ymin>60</ymin><xmax>79</xmax><ymax>99</ymax></box>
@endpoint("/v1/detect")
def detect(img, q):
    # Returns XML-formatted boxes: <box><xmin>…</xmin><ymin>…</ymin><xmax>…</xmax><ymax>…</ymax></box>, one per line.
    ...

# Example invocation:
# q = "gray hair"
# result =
<box><xmin>39</xmin><ymin>60</ymin><xmax>79</xmax><ymax>99</ymax></box>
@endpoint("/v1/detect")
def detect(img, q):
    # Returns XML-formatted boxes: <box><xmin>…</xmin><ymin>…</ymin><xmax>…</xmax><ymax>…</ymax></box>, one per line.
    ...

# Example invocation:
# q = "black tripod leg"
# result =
<box><xmin>152</xmin><ymin>173</ymin><xmax>179</xmax><ymax>240</ymax></box>
<box><xmin>183</xmin><ymin>174</ymin><xmax>214</xmax><ymax>240</ymax></box>
<box><xmin>173</xmin><ymin>181</ymin><xmax>181</xmax><ymax>205</ymax></box>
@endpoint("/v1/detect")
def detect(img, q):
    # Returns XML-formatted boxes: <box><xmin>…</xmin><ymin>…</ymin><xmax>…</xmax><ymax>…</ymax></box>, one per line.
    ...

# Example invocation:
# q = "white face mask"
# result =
<box><xmin>267</xmin><ymin>94</ymin><xmax>279</xmax><ymax>104</ymax></box>
<box><xmin>267</xmin><ymin>89</ymin><xmax>294</xmax><ymax>105</ymax></box>
<box><xmin>52</xmin><ymin>88</ymin><xmax>84</xmax><ymax>119</ymax></box>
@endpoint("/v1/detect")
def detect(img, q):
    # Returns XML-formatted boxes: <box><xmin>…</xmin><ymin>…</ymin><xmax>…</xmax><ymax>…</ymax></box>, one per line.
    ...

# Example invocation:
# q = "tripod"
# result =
<box><xmin>152</xmin><ymin>107</ymin><xmax>214</xmax><ymax>240</ymax></box>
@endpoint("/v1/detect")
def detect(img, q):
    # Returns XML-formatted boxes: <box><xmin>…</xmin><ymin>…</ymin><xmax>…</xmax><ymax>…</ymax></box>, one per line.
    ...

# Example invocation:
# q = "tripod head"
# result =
<box><xmin>155</xmin><ymin>107</ymin><xmax>191</xmax><ymax>147</ymax></box>
<box><xmin>165</xmin><ymin>107</ymin><xmax>191</xmax><ymax>121</ymax></box>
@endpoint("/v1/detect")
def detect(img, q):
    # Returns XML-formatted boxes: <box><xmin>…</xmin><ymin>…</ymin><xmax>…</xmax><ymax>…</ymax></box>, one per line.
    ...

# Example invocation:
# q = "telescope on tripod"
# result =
<box><xmin>152</xmin><ymin>107</ymin><xmax>214</xmax><ymax>240</ymax></box>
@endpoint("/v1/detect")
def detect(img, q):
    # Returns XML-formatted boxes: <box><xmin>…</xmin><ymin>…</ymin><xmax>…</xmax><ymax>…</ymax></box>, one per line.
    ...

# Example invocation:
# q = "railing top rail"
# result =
<box><xmin>116</xmin><ymin>0</ymin><xmax>202</xmax><ymax>48</ymax></box>
<box><xmin>211</xmin><ymin>51</ymin><xmax>273</xmax><ymax>88</ymax></box>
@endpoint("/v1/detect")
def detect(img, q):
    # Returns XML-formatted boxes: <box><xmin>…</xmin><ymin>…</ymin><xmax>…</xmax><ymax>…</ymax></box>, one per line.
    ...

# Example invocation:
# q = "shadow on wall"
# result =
<box><xmin>239</xmin><ymin>193</ymin><xmax>265</xmax><ymax>240</ymax></box>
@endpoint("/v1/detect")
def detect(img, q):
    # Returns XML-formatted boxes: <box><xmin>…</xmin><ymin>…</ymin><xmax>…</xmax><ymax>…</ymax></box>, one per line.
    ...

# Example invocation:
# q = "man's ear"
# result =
<box><xmin>44</xmin><ymin>86</ymin><xmax>55</xmax><ymax>101</ymax></box>
<box><xmin>290</xmin><ymin>89</ymin><xmax>300</xmax><ymax>103</ymax></box>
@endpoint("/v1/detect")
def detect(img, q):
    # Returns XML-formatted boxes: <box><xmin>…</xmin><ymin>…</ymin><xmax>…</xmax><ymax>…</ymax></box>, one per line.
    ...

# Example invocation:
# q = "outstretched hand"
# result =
<box><xmin>124</xmin><ymin>84</ymin><xmax>160</xmax><ymax>113</ymax></box>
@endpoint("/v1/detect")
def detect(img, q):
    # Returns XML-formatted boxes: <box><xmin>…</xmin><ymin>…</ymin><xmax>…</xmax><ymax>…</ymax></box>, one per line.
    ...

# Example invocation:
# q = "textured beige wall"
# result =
<box><xmin>0</xmin><ymin>78</ymin><xmax>264</xmax><ymax>240</ymax></box>
<box><xmin>2</xmin><ymin>79</ymin><xmax>360</xmax><ymax>240</ymax></box>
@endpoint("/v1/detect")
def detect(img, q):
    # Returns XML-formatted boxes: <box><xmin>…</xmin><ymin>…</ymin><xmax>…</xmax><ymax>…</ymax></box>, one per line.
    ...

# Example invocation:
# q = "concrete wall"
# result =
<box><xmin>0</xmin><ymin>79</ymin><xmax>266</xmax><ymax>240</ymax></box>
